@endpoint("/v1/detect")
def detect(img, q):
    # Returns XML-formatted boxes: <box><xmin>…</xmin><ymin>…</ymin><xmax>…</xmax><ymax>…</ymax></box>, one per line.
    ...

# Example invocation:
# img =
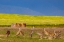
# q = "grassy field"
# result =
<box><xmin>0</xmin><ymin>13</ymin><xmax>64</xmax><ymax>42</ymax></box>
<box><xmin>0</xmin><ymin>28</ymin><xmax>64</xmax><ymax>42</ymax></box>
<box><xmin>0</xmin><ymin>13</ymin><xmax>64</xmax><ymax>26</ymax></box>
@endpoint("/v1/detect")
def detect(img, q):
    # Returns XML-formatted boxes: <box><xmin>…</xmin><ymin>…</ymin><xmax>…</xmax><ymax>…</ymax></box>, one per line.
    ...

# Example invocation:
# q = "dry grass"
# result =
<box><xmin>0</xmin><ymin>27</ymin><xmax>64</xmax><ymax>42</ymax></box>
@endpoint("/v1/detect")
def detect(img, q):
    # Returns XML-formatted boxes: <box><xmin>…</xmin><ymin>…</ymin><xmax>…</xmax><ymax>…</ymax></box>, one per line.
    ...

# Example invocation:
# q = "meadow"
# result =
<box><xmin>0</xmin><ymin>13</ymin><xmax>64</xmax><ymax>27</ymax></box>
<box><xmin>0</xmin><ymin>28</ymin><xmax>64</xmax><ymax>42</ymax></box>
<box><xmin>0</xmin><ymin>13</ymin><xmax>64</xmax><ymax>42</ymax></box>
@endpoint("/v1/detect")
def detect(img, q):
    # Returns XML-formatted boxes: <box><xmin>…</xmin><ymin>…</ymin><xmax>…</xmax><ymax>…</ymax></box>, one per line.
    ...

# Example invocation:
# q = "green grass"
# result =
<box><xmin>0</xmin><ymin>37</ymin><xmax>64</xmax><ymax>42</ymax></box>
<box><xmin>0</xmin><ymin>13</ymin><xmax>64</xmax><ymax>26</ymax></box>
